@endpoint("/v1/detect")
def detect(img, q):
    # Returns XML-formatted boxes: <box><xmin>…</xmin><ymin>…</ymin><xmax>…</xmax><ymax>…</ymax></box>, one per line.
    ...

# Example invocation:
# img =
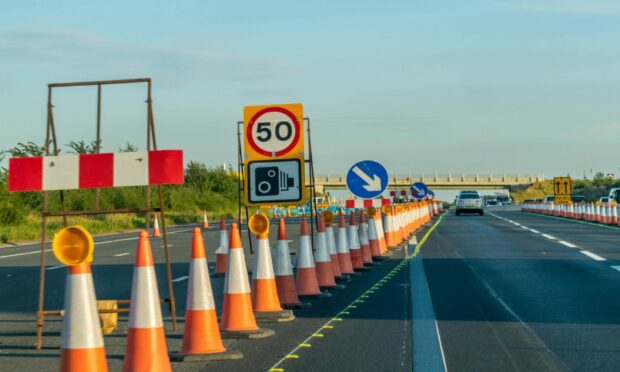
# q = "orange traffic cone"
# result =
<box><xmin>336</xmin><ymin>213</ymin><xmax>356</xmax><ymax>275</ymax></box>
<box><xmin>358</xmin><ymin>211</ymin><xmax>374</xmax><ymax>265</ymax></box>
<box><xmin>170</xmin><ymin>228</ymin><xmax>242</xmax><ymax>361</ymax></box>
<box><xmin>375</xmin><ymin>209</ymin><xmax>388</xmax><ymax>255</ymax></box>
<box><xmin>252</xmin><ymin>224</ymin><xmax>295</xmax><ymax>322</ymax></box>
<box><xmin>152</xmin><ymin>214</ymin><xmax>161</xmax><ymax>237</ymax></box>
<box><xmin>274</xmin><ymin>219</ymin><xmax>311</xmax><ymax>309</ymax></box>
<box><xmin>367</xmin><ymin>210</ymin><xmax>383</xmax><ymax>260</ymax></box>
<box><xmin>123</xmin><ymin>231</ymin><xmax>171</xmax><ymax>372</ymax></box>
<box><xmin>347</xmin><ymin>212</ymin><xmax>366</xmax><ymax>271</ymax></box>
<box><xmin>60</xmin><ymin>262</ymin><xmax>108</xmax><ymax>372</ymax></box>
<box><xmin>383</xmin><ymin>208</ymin><xmax>398</xmax><ymax>249</ymax></box>
<box><xmin>325</xmin><ymin>213</ymin><xmax>349</xmax><ymax>282</ymax></box>
<box><xmin>219</xmin><ymin>223</ymin><xmax>274</xmax><ymax>339</ymax></box>
<box><xmin>296</xmin><ymin>216</ymin><xmax>330</xmax><ymax>298</ymax></box>
<box><xmin>213</xmin><ymin>217</ymin><xmax>228</xmax><ymax>276</ymax></box>
<box><xmin>314</xmin><ymin>215</ymin><xmax>339</xmax><ymax>288</ymax></box>
<box><xmin>203</xmin><ymin>211</ymin><xmax>209</xmax><ymax>229</ymax></box>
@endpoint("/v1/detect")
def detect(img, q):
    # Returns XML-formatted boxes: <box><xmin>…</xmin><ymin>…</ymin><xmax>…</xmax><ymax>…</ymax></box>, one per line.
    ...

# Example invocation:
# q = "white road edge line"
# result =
<box><xmin>46</xmin><ymin>265</ymin><xmax>64</xmax><ymax>271</ymax></box>
<box><xmin>529</xmin><ymin>229</ymin><xmax>541</xmax><ymax>234</ymax></box>
<box><xmin>114</xmin><ymin>253</ymin><xmax>131</xmax><ymax>257</ymax></box>
<box><xmin>611</xmin><ymin>266</ymin><xmax>620</xmax><ymax>272</ymax></box>
<box><xmin>172</xmin><ymin>276</ymin><xmax>189</xmax><ymax>283</ymax></box>
<box><xmin>558</xmin><ymin>241</ymin><xmax>578</xmax><ymax>248</ymax></box>
<box><xmin>541</xmin><ymin>234</ymin><xmax>557</xmax><ymax>240</ymax></box>
<box><xmin>580</xmin><ymin>250</ymin><xmax>606</xmax><ymax>261</ymax></box>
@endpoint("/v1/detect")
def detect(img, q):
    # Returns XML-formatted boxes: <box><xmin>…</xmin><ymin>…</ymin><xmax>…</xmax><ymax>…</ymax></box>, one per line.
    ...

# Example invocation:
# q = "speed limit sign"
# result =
<box><xmin>243</xmin><ymin>103</ymin><xmax>306</xmax><ymax>206</ymax></box>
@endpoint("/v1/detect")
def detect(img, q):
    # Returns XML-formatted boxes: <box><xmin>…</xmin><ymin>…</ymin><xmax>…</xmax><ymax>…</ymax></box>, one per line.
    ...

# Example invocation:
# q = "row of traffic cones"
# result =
<box><xmin>523</xmin><ymin>201</ymin><xmax>620</xmax><ymax>225</ymax></box>
<box><xmin>59</xmin><ymin>201</ymin><xmax>443</xmax><ymax>371</ymax></box>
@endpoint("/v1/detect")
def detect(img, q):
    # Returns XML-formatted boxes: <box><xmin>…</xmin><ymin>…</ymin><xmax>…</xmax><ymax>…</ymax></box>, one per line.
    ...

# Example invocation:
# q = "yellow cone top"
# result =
<box><xmin>249</xmin><ymin>213</ymin><xmax>270</xmax><ymax>236</ymax></box>
<box><xmin>52</xmin><ymin>225</ymin><xmax>94</xmax><ymax>266</ymax></box>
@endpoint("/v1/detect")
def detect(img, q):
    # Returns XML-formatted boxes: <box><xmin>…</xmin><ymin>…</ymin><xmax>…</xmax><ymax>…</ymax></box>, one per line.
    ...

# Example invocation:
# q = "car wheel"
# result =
<box><xmin>456</xmin><ymin>211</ymin><xmax>461</xmax><ymax>216</ymax></box>
<box><xmin>479</xmin><ymin>210</ymin><xmax>484</xmax><ymax>216</ymax></box>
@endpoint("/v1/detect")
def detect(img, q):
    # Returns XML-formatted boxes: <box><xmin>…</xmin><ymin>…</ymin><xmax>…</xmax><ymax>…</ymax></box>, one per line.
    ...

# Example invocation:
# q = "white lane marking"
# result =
<box><xmin>512</xmin><ymin>222</ymin><xmax>521</xmax><ymax>226</ymax></box>
<box><xmin>114</xmin><ymin>253</ymin><xmax>131</xmax><ymax>257</ymax></box>
<box><xmin>541</xmin><ymin>234</ymin><xmax>557</xmax><ymax>240</ymax></box>
<box><xmin>46</xmin><ymin>265</ymin><xmax>64</xmax><ymax>271</ymax></box>
<box><xmin>172</xmin><ymin>276</ymin><xmax>189</xmax><ymax>283</ymax></box>
<box><xmin>580</xmin><ymin>250</ymin><xmax>606</xmax><ymax>261</ymax></box>
<box><xmin>558</xmin><ymin>241</ymin><xmax>578</xmax><ymax>248</ymax></box>
<box><xmin>611</xmin><ymin>266</ymin><xmax>620</xmax><ymax>272</ymax></box>
<box><xmin>530</xmin><ymin>229</ymin><xmax>541</xmax><ymax>234</ymax></box>
<box><xmin>520</xmin><ymin>226</ymin><xmax>529</xmax><ymax>230</ymax></box>
<box><xmin>0</xmin><ymin>227</ymin><xmax>194</xmax><ymax>261</ymax></box>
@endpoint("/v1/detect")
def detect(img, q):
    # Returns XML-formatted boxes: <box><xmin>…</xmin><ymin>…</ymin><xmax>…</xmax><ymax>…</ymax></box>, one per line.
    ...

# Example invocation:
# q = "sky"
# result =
<box><xmin>1</xmin><ymin>0</ymin><xmax>619</xmax><ymax>184</ymax></box>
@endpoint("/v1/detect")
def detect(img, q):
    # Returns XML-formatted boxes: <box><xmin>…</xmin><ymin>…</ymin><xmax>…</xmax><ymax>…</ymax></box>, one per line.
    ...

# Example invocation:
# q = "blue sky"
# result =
<box><xmin>1</xmin><ymin>0</ymin><xmax>619</xmax><ymax>179</ymax></box>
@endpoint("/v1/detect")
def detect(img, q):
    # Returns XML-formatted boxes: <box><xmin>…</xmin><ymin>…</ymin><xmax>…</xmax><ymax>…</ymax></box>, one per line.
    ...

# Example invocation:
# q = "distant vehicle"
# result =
<box><xmin>482</xmin><ymin>195</ymin><xmax>498</xmax><ymax>206</ymax></box>
<box><xmin>608</xmin><ymin>188</ymin><xmax>620</xmax><ymax>204</ymax></box>
<box><xmin>598</xmin><ymin>196</ymin><xmax>610</xmax><ymax>206</ymax></box>
<box><xmin>524</xmin><ymin>198</ymin><xmax>535</xmax><ymax>203</ymax></box>
<box><xmin>535</xmin><ymin>198</ymin><xmax>543</xmax><ymax>202</ymax></box>
<box><xmin>456</xmin><ymin>191</ymin><xmax>483</xmax><ymax>216</ymax></box>
<box><xmin>543</xmin><ymin>195</ymin><xmax>555</xmax><ymax>204</ymax></box>
<box><xmin>497</xmin><ymin>195</ymin><xmax>512</xmax><ymax>205</ymax></box>
<box><xmin>571</xmin><ymin>195</ymin><xmax>585</xmax><ymax>203</ymax></box>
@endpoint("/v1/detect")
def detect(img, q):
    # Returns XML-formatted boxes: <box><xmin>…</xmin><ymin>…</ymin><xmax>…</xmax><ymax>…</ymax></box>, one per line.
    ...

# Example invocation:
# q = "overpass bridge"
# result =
<box><xmin>313</xmin><ymin>173</ymin><xmax>545</xmax><ymax>193</ymax></box>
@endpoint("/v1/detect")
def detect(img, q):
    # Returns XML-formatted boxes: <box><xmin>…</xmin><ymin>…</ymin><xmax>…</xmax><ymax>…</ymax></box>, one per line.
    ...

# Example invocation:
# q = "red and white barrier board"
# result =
<box><xmin>8</xmin><ymin>150</ymin><xmax>184</xmax><ymax>192</ymax></box>
<box><xmin>345</xmin><ymin>199</ymin><xmax>390</xmax><ymax>209</ymax></box>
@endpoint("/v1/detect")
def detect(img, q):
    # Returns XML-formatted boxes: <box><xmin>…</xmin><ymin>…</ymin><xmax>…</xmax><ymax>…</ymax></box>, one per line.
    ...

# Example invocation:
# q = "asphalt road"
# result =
<box><xmin>422</xmin><ymin>208</ymin><xmax>620</xmax><ymax>371</ymax></box>
<box><xmin>0</xmin><ymin>217</ymin><xmax>417</xmax><ymax>371</ymax></box>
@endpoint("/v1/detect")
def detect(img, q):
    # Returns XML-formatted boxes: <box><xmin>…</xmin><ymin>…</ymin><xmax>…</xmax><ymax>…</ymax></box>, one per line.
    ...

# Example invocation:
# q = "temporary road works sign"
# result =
<box><xmin>243</xmin><ymin>103</ymin><xmax>306</xmax><ymax>206</ymax></box>
<box><xmin>410</xmin><ymin>182</ymin><xmax>429</xmax><ymax>200</ymax></box>
<box><xmin>553</xmin><ymin>176</ymin><xmax>571</xmax><ymax>204</ymax></box>
<box><xmin>346</xmin><ymin>160</ymin><xmax>388</xmax><ymax>199</ymax></box>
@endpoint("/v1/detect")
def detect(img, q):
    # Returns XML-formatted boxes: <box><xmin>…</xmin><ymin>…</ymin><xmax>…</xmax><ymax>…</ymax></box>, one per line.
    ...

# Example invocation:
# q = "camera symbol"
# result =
<box><xmin>255</xmin><ymin>166</ymin><xmax>295</xmax><ymax>196</ymax></box>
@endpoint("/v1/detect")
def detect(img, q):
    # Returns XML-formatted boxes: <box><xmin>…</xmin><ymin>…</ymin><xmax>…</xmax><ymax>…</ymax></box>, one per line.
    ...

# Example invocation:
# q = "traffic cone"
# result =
<box><xmin>60</xmin><ymin>262</ymin><xmax>108</xmax><ymax>372</ymax></box>
<box><xmin>274</xmin><ymin>219</ymin><xmax>310</xmax><ymax>309</ymax></box>
<box><xmin>213</xmin><ymin>217</ymin><xmax>228</xmax><ymax>277</ymax></box>
<box><xmin>611</xmin><ymin>204</ymin><xmax>619</xmax><ymax>225</ymax></box>
<box><xmin>358</xmin><ymin>211</ymin><xmax>374</xmax><ymax>265</ymax></box>
<box><xmin>170</xmin><ymin>228</ymin><xmax>242</xmax><ymax>361</ymax></box>
<box><xmin>347</xmin><ymin>212</ymin><xmax>366</xmax><ymax>270</ymax></box>
<box><xmin>383</xmin><ymin>208</ymin><xmax>398</xmax><ymax>249</ymax></box>
<box><xmin>220</xmin><ymin>223</ymin><xmax>274</xmax><ymax>339</ymax></box>
<box><xmin>367</xmin><ymin>210</ymin><xmax>385</xmax><ymax>260</ymax></box>
<box><xmin>325</xmin><ymin>213</ymin><xmax>350</xmax><ymax>282</ymax></box>
<box><xmin>375</xmin><ymin>209</ymin><xmax>388</xmax><ymax>255</ymax></box>
<box><xmin>252</xmin><ymin>227</ymin><xmax>295</xmax><ymax>322</ymax></box>
<box><xmin>123</xmin><ymin>231</ymin><xmax>171</xmax><ymax>372</ymax></box>
<box><xmin>296</xmin><ymin>216</ymin><xmax>331</xmax><ymax>298</ymax></box>
<box><xmin>203</xmin><ymin>211</ymin><xmax>209</xmax><ymax>229</ymax></box>
<box><xmin>314</xmin><ymin>215</ymin><xmax>339</xmax><ymax>289</ymax></box>
<box><xmin>152</xmin><ymin>214</ymin><xmax>161</xmax><ymax>237</ymax></box>
<box><xmin>336</xmin><ymin>213</ymin><xmax>357</xmax><ymax>275</ymax></box>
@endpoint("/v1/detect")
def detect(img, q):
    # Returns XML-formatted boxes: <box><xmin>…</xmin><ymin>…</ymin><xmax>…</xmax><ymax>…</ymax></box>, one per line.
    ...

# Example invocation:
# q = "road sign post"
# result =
<box><xmin>553</xmin><ymin>176</ymin><xmax>572</xmax><ymax>204</ymax></box>
<box><xmin>346</xmin><ymin>160</ymin><xmax>388</xmax><ymax>200</ymax></box>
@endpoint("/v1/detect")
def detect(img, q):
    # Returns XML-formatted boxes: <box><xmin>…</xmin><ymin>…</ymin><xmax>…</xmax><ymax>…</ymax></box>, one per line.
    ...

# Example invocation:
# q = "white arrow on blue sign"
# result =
<box><xmin>410</xmin><ymin>182</ymin><xmax>429</xmax><ymax>199</ymax></box>
<box><xmin>346</xmin><ymin>160</ymin><xmax>388</xmax><ymax>199</ymax></box>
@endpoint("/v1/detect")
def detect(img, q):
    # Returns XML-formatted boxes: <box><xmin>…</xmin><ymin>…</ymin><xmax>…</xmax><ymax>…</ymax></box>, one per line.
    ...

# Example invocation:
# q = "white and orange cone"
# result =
<box><xmin>274</xmin><ymin>218</ymin><xmax>310</xmax><ymax>309</ymax></box>
<box><xmin>252</xmin><ymin>227</ymin><xmax>295</xmax><ymax>322</ymax></box>
<box><xmin>203</xmin><ymin>211</ymin><xmax>209</xmax><ymax>229</ymax></box>
<box><xmin>60</xmin><ymin>262</ymin><xmax>108</xmax><ymax>372</ymax></box>
<box><xmin>220</xmin><ymin>224</ymin><xmax>274</xmax><ymax>339</ymax></box>
<box><xmin>375</xmin><ymin>209</ymin><xmax>388</xmax><ymax>255</ymax></box>
<box><xmin>170</xmin><ymin>228</ymin><xmax>242</xmax><ymax>361</ymax></box>
<box><xmin>611</xmin><ymin>204</ymin><xmax>619</xmax><ymax>225</ymax></box>
<box><xmin>367</xmin><ymin>210</ymin><xmax>384</xmax><ymax>260</ymax></box>
<box><xmin>152</xmin><ymin>214</ymin><xmax>161</xmax><ymax>237</ymax></box>
<box><xmin>347</xmin><ymin>212</ymin><xmax>366</xmax><ymax>271</ymax></box>
<box><xmin>296</xmin><ymin>216</ymin><xmax>330</xmax><ymax>298</ymax></box>
<box><xmin>358</xmin><ymin>211</ymin><xmax>374</xmax><ymax>266</ymax></box>
<box><xmin>336</xmin><ymin>213</ymin><xmax>355</xmax><ymax>275</ymax></box>
<box><xmin>325</xmin><ymin>214</ymin><xmax>350</xmax><ymax>282</ymax></box>
<box><xmin>213</xmin><ymin>217</ymin><xmax>228</xmax><ymax>277</ymax></box>
<box><xmin>314</xmin><ymin>215</ymin><xmax>339</xmax><ymax>289</ymax></box>
<box><xmin>123</xmin><ymin>231</ymin><xmax>171</xmax><ymax>372</ymax></box>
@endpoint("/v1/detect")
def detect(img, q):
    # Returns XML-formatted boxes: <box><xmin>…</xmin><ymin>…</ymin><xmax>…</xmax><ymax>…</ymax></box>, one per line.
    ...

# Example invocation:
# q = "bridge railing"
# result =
<box><xmin>314</xmin><ymin>174</ymin><xmax>546</xmax><ymax>184</ymax></box>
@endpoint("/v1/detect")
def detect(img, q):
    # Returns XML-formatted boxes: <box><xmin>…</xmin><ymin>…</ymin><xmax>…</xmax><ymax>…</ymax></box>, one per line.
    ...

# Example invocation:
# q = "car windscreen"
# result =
<box><xmin>459</xmin><ymin>194</ymin><xmax>480</xmax><ymax>199</ymax></box>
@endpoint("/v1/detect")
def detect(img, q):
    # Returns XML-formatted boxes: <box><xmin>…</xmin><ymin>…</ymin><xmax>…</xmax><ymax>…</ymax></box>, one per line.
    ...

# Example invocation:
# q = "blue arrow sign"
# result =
<box><xmin>346</xmin><ymin>160</ymin><xmax>388</xmax><ymax>199</ymax></box>
<box><xmin>410</xmin><ymin>182</ymin><xmax>429</xmax><ymax>200</ymax></box>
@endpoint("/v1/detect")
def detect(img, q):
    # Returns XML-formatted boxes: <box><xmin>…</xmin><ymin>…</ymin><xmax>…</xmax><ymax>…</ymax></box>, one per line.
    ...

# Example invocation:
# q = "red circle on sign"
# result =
<box><xmin>246</xmin><ymin>106</ymin><xmax>301</xmax><ymax>157</ymax></box>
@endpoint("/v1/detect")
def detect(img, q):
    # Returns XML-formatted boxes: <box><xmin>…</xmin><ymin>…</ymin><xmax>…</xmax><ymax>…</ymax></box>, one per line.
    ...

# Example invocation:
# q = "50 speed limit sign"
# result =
<box><xmin>244</xmin><ymin>103</ymin><xmax>304</xmax><ymax>159</ymax></box>
<box><xmin>243</xmin><ymin>103</ymin><xmax>306</xmax><ymax>206</ymax></box>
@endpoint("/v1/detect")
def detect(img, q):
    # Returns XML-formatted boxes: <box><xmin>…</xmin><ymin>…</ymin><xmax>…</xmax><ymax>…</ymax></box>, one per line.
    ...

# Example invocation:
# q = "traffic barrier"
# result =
<box><xmin>60</xmin><ymin>262</ymin><xmax>108</xmax><ymax>372</ymax></box>
<box><xmin>250</xmin><ymin>215</ymin><xmax>295</xmax><ymax>322</ymax></box>
<box><xmin>315</xmin><ymin>214</ymin><xmax>340</xmax><ymax>288</ymax></box>
<box><xmin>220</xmin><ymin>223</ymin><xmax>274</xmax><ymax>339</ymax></box>
<box><xmin>213</xmin><ymin>217</ymin><xmax>229</xmax><ymax>276</ymax></box>
<box><xmin>336</xmin><ymin>212</ymin><xmax>355</xmax><ymax>275</ymax></box>
<box><xmin>296</xmin><ymin>216</ymin><xmax>331</xmax><ymax>298</ymax></box>
<box><xmin>170</xmin><ymin>228</ymin><xmax>242</xmax><ymax>362</ymax></box>
<box><xmin>347</xmin><ymin>212</ymin><xmax>366</xmax><ymax>271</ymax></box>
<box><xmin>152</xmin><ymin>213</ymin><xmax>161</xmax><ymax>237</ymax></box>
<box><xmin>274</xmin><ymin>218</ymin><xmax>311</xmax><ymax>309</ymax></box>
<box><xmin>203</xmin><ymin>211</ymin><xmax>209</xmax><ymax>229</ymax></box>
<box><xmin>358</xmin><ymin>211</ymin><xmax>374</xmax><ymax>265</ymax></box>
<box><xmin>123</xmin><ymin>231</ymin><xmax>171</xmax><ymax>372</ymax></box>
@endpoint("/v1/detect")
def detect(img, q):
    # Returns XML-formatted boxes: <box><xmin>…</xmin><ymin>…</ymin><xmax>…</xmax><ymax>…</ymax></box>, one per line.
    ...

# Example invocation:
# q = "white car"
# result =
<box><xmin>456</xmin><ymin>191</ymin><xmax>484</xmax><ymax>216</ymax></box>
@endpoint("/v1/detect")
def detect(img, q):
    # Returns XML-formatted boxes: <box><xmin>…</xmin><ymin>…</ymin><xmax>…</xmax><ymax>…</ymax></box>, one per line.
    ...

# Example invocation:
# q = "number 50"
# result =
<box><xmin>256</xmin><ymin>121</ymin><xmax>293</xmax><ymax>142</ymax></box>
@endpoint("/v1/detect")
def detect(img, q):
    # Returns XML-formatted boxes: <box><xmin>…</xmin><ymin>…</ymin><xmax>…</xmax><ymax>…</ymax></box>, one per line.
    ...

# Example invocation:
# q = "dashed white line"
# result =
<box><xmin>580</xmin><ymin>250</ymin><xmax>606</xmax><ymax>261</ymax></box>
<box><xmin>520</xmin><ymin>226</ymin><xmax>529</xmax><ymax>230</ymax></box>
<box><xmin>541</xmin><ymin>234</ymin><xmax>557</xmax><ymax>240</ymax></box>
<box><xmin>114</xmin><ymin>253</ymin><xmax>131</xmax><ymax>257</ymax></box>
<box><xmin>172</xmin><ymin>276</ymin><xmax>189</xmax><ymax>283</ymax></box>
<box><xmin>558</xmin><ymin>241</ymin><xmax>578</xmax><ymax>248</ymax></box>
<box><xmin>529</xmin><ymin>229</ymin><xmax>541</xmax><ymax>234</ymax></box>
<box><xmin>611</xmin><ymin>266</ymin><xmax>620</xmax><ymax>272</ymax></box>
<box><xmin>46</xmin><ymin>265</ymin><xmax>64</xmax><ymax>271</ymax></box>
